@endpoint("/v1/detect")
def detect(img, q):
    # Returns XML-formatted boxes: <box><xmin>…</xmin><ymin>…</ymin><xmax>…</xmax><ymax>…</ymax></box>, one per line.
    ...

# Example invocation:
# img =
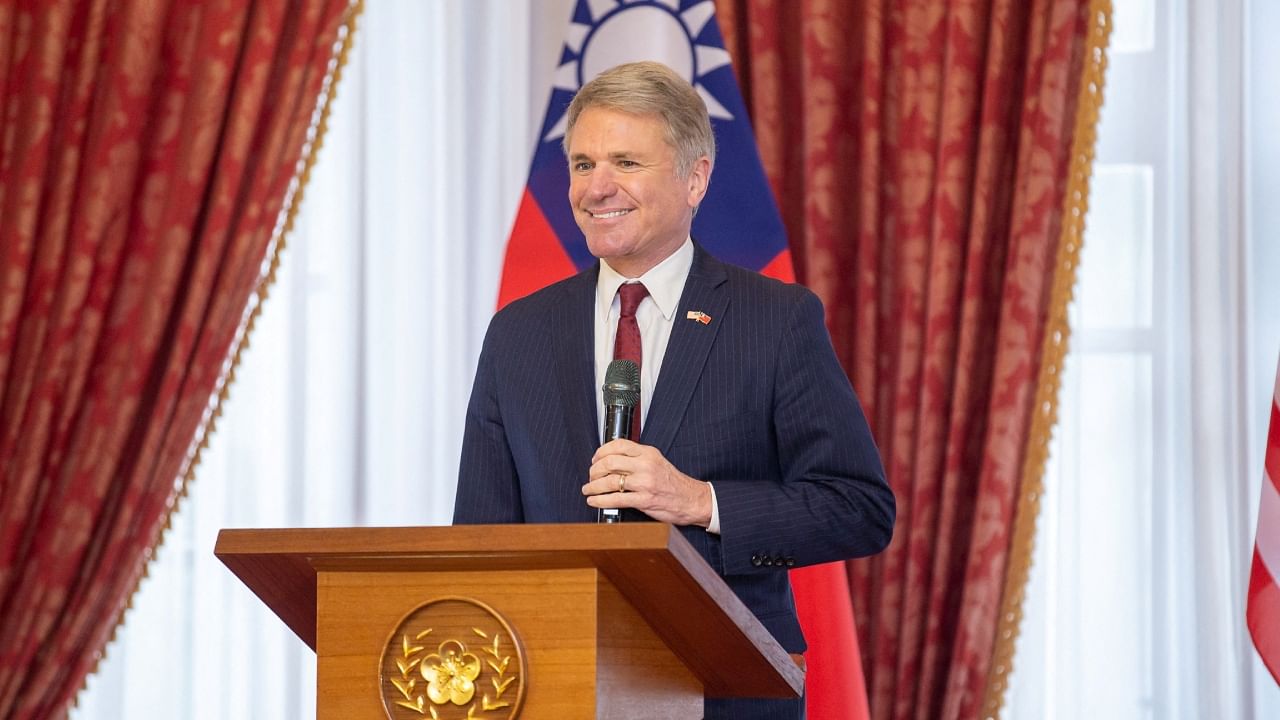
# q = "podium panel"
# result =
<box><xmin>316</xmin><ymin>568</ymin><xmax>700</xmax><ymax>719</ymax></box>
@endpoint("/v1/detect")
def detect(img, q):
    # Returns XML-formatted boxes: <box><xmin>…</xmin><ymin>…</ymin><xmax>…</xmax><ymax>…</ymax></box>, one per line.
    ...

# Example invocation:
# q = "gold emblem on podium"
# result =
<box><xmin>379</xmin><ymin>597</ymin><xmax>526</xmax><ymax>719</ymax></box>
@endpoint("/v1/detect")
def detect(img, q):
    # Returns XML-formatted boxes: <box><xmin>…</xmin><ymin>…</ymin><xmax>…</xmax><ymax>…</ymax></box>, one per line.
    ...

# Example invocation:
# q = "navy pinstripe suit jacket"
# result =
<box><xmin>454</xmin><ymin>244</ymin><xmax>894</xmax><ymax>657</ymax></box>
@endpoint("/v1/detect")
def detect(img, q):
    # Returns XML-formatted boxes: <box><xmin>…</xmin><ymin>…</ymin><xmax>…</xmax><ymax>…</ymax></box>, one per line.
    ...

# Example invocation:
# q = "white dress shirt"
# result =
<box><xmin>593</xmin><ymin>238</ymin><xmax>721</xmax><ymax>532</ymax></box>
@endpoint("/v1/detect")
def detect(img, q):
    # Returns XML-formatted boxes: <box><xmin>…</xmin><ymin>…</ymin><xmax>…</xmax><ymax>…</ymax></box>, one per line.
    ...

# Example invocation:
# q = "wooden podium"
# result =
<box><xmin>215</xmin><ymin>523</ymin><xmax>803</xmax><ymax>719</ymax></box>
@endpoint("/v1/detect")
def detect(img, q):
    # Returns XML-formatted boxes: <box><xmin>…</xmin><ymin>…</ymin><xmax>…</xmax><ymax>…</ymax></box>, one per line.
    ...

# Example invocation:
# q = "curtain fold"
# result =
<box><xmin>715</xmin><ymin>1</ymin><xmax>1108</xmax><ymax>717</ymax></box>
<box><xmin>0</xmin><ymin>1</ymin><xmax>351</xmax><ymax>716</ymax></box>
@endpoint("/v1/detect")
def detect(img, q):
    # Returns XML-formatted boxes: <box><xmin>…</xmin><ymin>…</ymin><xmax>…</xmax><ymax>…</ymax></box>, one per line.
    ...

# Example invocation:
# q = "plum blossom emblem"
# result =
<box><xmin>380</xmin><ymin>597</ymin><xmax>525</xmax><ymax>718</ymax></box>
<box><xmin>421</xmin><ymin>640</ymin><xmax>482</xmax><ymax>706</ymax></box>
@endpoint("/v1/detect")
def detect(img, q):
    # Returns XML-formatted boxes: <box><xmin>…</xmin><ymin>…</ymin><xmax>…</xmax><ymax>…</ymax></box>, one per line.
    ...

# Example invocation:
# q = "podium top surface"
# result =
<box><xmin>214</xmin><ymin>523</ymin><xmax>804</xmax><ymax>697</ymax></box>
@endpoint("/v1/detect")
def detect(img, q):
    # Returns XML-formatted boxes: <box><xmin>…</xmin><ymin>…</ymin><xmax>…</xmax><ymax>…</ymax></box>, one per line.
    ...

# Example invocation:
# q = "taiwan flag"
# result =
<box><xmin>497</xmin><ymin>0</ymin><xmax>793</xmax><ymax>306</ymax></box>
<box><xmin>497</xmin><ymin>2</ymin><xmax>870</xmax><ymax>718</ymax></box>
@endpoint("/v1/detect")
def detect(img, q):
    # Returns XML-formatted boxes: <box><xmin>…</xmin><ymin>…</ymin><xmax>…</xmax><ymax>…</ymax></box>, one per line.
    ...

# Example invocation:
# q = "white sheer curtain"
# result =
<box><xmin>1006</xmin><ymin>0</ymin><xmax>1280</xmax><ymax>717</ymax></box>
<box><xmin>72</xmin><ymin>1</ymin><xmax>573</xmax><ymax>717</ymax></box>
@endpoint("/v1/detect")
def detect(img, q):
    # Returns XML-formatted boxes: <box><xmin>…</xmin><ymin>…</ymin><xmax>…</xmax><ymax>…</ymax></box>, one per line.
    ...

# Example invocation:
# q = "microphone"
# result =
<box><xmin>598</xmin><ymin>359</ymin><xmax>639</xmax><ymax>524</ymax></box>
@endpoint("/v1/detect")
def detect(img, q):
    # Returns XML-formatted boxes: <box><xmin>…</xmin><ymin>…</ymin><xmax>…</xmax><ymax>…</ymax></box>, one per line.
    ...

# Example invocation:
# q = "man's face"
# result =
<box><xmin>567</xmin><ymin>107</ymin><xmax>709</xmax><ymax>277</ymax></box>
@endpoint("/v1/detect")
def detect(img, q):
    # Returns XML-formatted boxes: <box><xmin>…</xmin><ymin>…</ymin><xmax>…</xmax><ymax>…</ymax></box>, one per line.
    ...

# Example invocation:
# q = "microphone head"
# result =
<box><xmin>603</xmin><ymin>359</ymin><xmax>640</xmax><ymax>407</ymax></box>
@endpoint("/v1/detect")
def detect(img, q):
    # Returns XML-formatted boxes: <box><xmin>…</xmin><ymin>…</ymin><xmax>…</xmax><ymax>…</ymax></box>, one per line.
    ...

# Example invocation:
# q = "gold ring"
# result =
<box><xmin>618</xmin><ymin>475</ymin><xmax>626</xmax><ymax>493</ymax></box>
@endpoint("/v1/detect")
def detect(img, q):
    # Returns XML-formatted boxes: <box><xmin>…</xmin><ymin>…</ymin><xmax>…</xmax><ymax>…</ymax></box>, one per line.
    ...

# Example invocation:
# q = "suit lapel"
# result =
<box><xmin>643</xmin><ymin>247</ymin><xmax>729</xmax><ymax>455</ymax></box>
<box><xmin>553</xmin><ymin>267</ymin><xmax>600</xmax><ymax>469</ymax></box>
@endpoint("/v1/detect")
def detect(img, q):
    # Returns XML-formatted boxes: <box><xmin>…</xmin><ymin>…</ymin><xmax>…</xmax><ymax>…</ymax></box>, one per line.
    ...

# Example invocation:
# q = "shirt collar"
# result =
<box><xmin>596</xmin><ymin>238</ymin><xmax>693</xmax><ymax>321</ymax></box>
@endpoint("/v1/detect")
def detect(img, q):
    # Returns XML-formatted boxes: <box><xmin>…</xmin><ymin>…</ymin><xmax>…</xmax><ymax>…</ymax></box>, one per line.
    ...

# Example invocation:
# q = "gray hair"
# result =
<box><xmin>562</xmin><ymin>61</ymin><xmax>715</xmax><ymax>178</ymax></box>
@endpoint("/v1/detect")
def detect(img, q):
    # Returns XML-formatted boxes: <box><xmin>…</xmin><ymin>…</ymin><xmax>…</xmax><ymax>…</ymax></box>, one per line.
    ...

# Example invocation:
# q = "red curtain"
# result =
<box><xmin>0</xmin><ymin>1</ymin><xmax>351</xmax><ymax>716</ymax></box>
<box><xmin>716</xmin><ymin>1</ymin><xmax>1106</xmax><ymax>718</ymax></box>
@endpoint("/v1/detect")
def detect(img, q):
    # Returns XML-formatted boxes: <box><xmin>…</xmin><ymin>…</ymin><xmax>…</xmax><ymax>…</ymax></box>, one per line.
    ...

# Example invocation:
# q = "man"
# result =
<box><xmin>454</xmin><ymin>61</ymin><xmax>894</xmax><ymax>719</ymax></box>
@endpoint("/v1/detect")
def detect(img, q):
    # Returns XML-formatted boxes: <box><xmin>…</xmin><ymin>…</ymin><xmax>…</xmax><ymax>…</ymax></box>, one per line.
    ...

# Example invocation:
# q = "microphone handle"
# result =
<box><xmin>603</xmin><ymin>403</ymin><xmax>633</xmax><ymax>443</ymax></box>
<box><xmin>598</xmin><ymin>404</ymin><xmax>634</xmax><ymax>524</ymax></box>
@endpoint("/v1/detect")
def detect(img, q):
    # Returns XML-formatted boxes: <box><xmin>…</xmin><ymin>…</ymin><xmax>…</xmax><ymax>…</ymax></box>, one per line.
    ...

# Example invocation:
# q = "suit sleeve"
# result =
<box><xmin>453</xmin><ymin>317</ymin><xmax>523</xmax><ymax>524</ymax></box>
<box><xmin>713</xmin><ymin>288</ymin><xmax>895</xmax><ymax>575</ymax></box>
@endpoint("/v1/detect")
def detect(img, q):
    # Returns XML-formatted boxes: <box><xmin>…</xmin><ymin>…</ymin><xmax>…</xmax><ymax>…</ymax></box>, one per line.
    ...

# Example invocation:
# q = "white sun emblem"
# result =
<box><xmin>543</xmin><ymin>0</ymin><xmax>734</xmax><ymax>143</ymax></box>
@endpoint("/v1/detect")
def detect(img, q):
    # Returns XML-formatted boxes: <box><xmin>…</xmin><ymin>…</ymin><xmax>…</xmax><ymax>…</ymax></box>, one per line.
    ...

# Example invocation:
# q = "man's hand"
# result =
<box><xmin>583</xmin><ymin>439</ymin><xmax>713</xmax><ymax>527</ymax></box>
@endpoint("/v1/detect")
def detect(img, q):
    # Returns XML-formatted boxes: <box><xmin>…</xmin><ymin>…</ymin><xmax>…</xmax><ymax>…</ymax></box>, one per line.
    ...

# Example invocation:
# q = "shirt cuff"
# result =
<box><xmin>706</xmin><ymin>482</ymin><xmax>721</xmax><ymax>535</ymax></box>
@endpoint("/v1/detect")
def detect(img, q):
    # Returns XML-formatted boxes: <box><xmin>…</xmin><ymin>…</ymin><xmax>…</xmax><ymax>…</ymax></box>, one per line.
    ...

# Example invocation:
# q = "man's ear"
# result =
<box><xmin>686</xmin><ymin>156</ymin><xmax>712</xmax><ymax>209</ymax></box>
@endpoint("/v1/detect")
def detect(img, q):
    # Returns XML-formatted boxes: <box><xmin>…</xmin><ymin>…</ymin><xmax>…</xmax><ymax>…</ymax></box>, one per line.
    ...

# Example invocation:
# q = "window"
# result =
<box><xmin>1006</xmin><ymin>0</ymin><xmax>1280</xmax><ymax>717</ymax></box>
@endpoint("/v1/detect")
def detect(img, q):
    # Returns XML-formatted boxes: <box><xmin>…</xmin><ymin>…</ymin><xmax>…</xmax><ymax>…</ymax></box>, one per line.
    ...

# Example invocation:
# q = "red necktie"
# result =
<box><xmin>613</xmin><ymin>282</ymin><xmax>649</xmax><ymax>441</ymax></box>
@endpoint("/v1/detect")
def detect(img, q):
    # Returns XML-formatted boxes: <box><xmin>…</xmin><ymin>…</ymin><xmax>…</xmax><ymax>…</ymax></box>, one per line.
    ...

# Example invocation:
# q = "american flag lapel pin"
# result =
<box><xmin>686</xmin><ymin>311</ymin><xmax>712</xmax><ymax>325</ymax></box>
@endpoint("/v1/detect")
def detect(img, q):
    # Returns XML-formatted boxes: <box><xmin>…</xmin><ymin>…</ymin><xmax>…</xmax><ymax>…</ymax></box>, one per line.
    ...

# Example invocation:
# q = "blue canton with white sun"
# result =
<box><xmin>524</xmin><ymin>0</ymin><xmax>789</xmax><ymax>275</ymax></box>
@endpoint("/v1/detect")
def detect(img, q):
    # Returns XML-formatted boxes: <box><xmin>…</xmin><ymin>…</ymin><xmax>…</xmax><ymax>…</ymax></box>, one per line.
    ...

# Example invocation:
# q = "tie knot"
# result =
<box><xmin>617</xmin><ymin>282</ymin><xmax>649</xmax><ymax>318</ymax></box>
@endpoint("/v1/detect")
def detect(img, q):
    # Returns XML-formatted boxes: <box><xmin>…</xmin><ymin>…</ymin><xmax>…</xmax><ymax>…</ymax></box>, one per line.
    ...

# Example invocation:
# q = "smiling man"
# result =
<box><xmin>568</xmin><ymin>97</ymin><xmax>709</xmax><ymax>279</ymax></box>
<box><xmin>454</xmin><ymin>61</ymin><xmax>895</xmax><ymax>720</ymax></box>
